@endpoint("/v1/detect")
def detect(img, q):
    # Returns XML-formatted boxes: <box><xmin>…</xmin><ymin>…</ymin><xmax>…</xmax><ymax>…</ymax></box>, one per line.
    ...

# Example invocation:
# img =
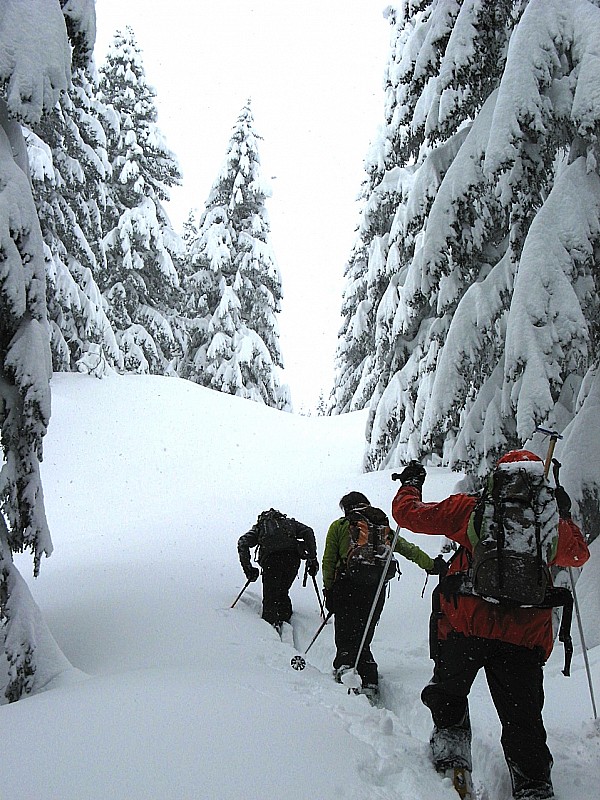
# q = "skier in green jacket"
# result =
<box><xmin>322</xmin><ymin>491</ymin><xmax>439</xmax><ymax>700</ymax></box>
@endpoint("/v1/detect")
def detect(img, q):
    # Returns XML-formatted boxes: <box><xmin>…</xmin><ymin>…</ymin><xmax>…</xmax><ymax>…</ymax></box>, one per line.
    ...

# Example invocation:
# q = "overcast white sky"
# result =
<box><xmin>94</xmin><ymin>0</ymin><xmax>390</xmax><ymax>411</ymax></box>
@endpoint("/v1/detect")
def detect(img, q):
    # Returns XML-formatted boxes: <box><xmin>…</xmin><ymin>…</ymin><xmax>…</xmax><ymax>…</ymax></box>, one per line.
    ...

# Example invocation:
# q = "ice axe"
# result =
<box><xmin>536</xmin><ymin>426</ymin><xmax>563</xmax><ymax>478</ymax></box>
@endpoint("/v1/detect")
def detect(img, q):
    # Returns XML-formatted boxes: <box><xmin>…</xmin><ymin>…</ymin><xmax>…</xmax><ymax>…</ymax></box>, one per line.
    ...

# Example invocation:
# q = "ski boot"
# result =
<box><xmin>440</xmin><ymin>766</ymin><xmax>474</xmax><ymax>799</ymax></box>
<box><xmin>333</xmin><ymin>665</ymin><xmax>351</xmax><ymax>684</ymax></box>
<box><xmin>361</xmin><ymin>683</ymin><xmax>380</xmax><ymax>705</ymax></box>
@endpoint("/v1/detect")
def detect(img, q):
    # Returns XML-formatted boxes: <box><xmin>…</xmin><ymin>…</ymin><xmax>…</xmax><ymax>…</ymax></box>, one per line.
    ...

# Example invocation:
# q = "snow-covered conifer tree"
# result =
<box><xmin>0</xmin><ymin>0</ymin><xmax>96</xmax><ymax>701</ymax></box>
<box><xmin>99</xmin><ymin>27</ymin><xmax>183</xmax><ymax>374</ymax></box>
<box><xmin>344</xmin><ymin>0</ymin><xmax>600</xmax><ymax>536</ymax></box>
<box><xmin>359</xmin><ymin>0</ymin><xmax>517</xmax><ymax>470</ymax></box>
<box><xmin>346</xmin><ymin>0</ymin><xmax>600</xmax><ymax>538</ymax></box>
<box><xmin>181</xmin><ymin>102</ymin><xmax>289</xmax><ymax>409</ymax></box>
<box><xmin>25</xmin><ymin>65</ymin><xmax>122</xmax><ymax>377</ymax></box>
<box><xmin>331</xmin><ymin>1</ymin><xmax>433</xmax><ymax>417</ymax></box>
<box><xmin>331</xmin><ymin>236</ymin><xmax>373</xmax><ymax>413</ymax></box>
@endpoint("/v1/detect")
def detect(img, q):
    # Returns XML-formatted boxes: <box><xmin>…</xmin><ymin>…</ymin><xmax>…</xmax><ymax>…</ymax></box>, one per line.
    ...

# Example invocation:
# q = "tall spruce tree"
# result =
<box><xmin>338</xmin><ymin>0</ymin><xmax>600</xmax><ymax>538</ymax></box>
<box><xmin>25</xmin><ymin>65</ymin><xmax>122</xmax><ymax>376</ymax></box>
<box><xmin>180</xmin><ymin>102</ymin><xmax>289</xmax><ymax>409</ymax></box>
<box><xmin>0</xmin><ymin>0</ymin><xmax>96</xmax><ymax>701</ymax></box>
<box><xmin>331</xmin><ymin>1</ymin><xmax>431</xmax><ymax>416</ymax></box>
<box><xmin>99</xmin><ymin>27</ymin><xmax>183</xmax><ymax>374</ymax></box>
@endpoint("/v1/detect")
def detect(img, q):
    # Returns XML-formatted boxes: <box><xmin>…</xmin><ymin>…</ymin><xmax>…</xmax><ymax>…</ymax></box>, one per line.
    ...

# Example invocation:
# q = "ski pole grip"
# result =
<box><xmin>552</xmin><ymin>458</ymin><xmax>562</xmax><ymax>487</ymax></box>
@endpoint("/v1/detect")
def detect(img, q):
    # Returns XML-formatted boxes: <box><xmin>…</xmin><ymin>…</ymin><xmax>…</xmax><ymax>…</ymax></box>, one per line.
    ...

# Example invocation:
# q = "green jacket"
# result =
<box><xmin>322</xmin><ymin>516</ymin><xmax>434</xmax><ymax>590</ymax></box>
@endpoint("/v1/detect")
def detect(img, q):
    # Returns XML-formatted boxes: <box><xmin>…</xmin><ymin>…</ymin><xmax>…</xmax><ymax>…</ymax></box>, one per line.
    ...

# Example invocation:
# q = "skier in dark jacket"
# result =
<box><xmin>322</xmin><ymin>491</ymin><xmax>437</xmax><ymax>701</ymax></box>
<box><xmin>392</xmin><ymin>452</ymin><xmax>589</xmax><ymax>800</ymax></box>
<box><xmin>238</xmin><ymin>509</ymin><xmax>318</xmax><ymax>631</ymax></box>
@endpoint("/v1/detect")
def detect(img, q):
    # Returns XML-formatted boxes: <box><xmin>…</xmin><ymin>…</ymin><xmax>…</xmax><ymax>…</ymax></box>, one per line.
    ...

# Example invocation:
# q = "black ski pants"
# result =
<box><xmin>260</xmin><ymin>550</ymin><xmax>301</xmax><ymax>626</ymax></box>
<box><xmin>421</xmin><ymin>634</ymin><xmax>554</xmax><ymax>800</ymax></box>
<box><xmin>329</xmin><ymin>577</ymin><xmax>386</xmax><ymax>687</ymax></box>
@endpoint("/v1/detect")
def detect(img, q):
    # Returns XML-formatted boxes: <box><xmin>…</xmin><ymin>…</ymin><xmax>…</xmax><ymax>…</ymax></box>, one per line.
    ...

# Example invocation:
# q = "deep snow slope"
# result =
<box><xmin>2</xmin><ymin>374</ymin><xmax>598</xmax><ymax>800</ymax></box>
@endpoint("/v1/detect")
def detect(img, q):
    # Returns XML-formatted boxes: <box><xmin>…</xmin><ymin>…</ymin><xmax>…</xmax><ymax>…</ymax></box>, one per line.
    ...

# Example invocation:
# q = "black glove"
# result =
<box><xmin>555</xmin><ymin>486</ymin><xmax>572</xmax><ymax>519</ymax></box>
<box><xmin>393</xmin><ymin>460</ymin><xmax>426</xmax><ymax>490</ymax></box>
<box><xmin>306</xmin><ymin>558</ymin><xmax>319</xmax><ymax>577</ymax></box>
<box><xmin>427</xmin><ymin>555</ymin><xmax>449</xmax><ymax>577</ymax></box>
<box><xmin>245</xmin><ymin>566</ymin><xmax>260</xmax><ymax>582</ymax></box>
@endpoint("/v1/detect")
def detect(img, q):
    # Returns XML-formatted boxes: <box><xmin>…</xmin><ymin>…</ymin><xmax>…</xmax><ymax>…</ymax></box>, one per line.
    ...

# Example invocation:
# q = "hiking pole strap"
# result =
<box><xmin>353</xmin><ymin>523</ymin><xmax>402</xmax><ymax>672</ymax></box>
<box><xmin>231</xmin><ymin>578</ymin><xmax>252</xmax><ymax>608</ymax></box>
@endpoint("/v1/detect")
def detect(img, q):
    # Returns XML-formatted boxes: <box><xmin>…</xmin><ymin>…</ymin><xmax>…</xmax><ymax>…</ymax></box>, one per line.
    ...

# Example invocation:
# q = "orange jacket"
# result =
<box><xmin>392</xmin><ymin>485</ymin><xmax>590</xmax><ymax>659</ymax></box>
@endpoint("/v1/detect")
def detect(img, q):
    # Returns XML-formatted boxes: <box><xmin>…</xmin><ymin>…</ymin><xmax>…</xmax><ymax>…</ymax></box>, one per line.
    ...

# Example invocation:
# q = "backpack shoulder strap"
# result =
<box><xmin>466</xmin><ymin>486</ymin><xmax>487</xmax><ymax>549</ymax></box>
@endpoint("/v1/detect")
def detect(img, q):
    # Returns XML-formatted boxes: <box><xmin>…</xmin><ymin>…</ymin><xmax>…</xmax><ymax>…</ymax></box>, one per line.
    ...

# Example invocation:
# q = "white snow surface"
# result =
<box><xmin>3</xmin><ymin>373</ymin><xmax>599</xmax><ymax>800</ymax></box>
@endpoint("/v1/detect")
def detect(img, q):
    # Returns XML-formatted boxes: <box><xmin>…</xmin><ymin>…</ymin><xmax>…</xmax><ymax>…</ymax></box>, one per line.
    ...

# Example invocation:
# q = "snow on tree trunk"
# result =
<box><xmin>559</xmin><ymin>366</ymin><xmax>600</xmax><ymax>545</ymax></box>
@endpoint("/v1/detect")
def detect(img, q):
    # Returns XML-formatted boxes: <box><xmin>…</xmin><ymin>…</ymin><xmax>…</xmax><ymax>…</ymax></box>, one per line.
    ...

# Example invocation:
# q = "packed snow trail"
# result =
<box><xmin>1</xmin><ymin>375</ymin><xmax>598</xmax><ymax>799</ymax></box>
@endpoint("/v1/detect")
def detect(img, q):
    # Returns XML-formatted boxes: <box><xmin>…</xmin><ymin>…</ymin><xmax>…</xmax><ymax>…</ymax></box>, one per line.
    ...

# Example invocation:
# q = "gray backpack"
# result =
<box><xmin>466</xmin><ymin>461</ymin><xmax>558</xmax><ymax>606</ymax></box>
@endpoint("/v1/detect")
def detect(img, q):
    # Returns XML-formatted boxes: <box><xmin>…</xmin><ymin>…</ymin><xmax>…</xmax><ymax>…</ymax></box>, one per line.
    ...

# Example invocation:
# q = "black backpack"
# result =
<box><xmin>345</xmin><ymin>505</ymin><xmax>399</xmax><ymax>586</ymax></box>
<box><xmin>256</xmin><ymin>509</ymin><xmax>299</xmax><ymax>561</ymax></box>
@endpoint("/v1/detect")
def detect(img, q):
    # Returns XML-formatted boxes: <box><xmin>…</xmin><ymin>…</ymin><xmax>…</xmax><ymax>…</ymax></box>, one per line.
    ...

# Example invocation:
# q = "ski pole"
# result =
<box><xmin>552</xmin><ymin>458</ymin><xmax>597</xmax><ymax>718</ymax></box>
<box><xmin>568</xmin><ymin>566</ymin><xmax>598</xmax><ymax>719</ymax></box>
<box><xmin>352</xmin><ymin>522</ymin><xmax>402</xmax><ymax>677</ymax></box>
<box><xmin>230</xmin><ymin>578</ymin><xmax>251</xmax><ymax>608</ymax></box>
<box><xmin>312</xmin><ymin>574</ymin><xmax>327</xmax><ymax>620</ymax></box>
<box><xmin>290</xmin><ymin>610</ymin><xmax>334</xmax><ymax>671</ymax></box>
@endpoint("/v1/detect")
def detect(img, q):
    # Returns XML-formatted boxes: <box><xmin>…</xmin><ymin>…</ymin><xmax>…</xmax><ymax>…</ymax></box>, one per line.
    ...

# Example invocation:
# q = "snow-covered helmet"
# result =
<box><xmin>496</xmin><ymin>449</ymin><xmax>542</xmax><ymax>465</ymax></box>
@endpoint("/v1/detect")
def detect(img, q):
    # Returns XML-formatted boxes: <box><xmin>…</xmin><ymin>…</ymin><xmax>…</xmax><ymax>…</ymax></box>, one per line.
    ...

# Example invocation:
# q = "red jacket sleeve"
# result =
<box><xmin>553</xmin><ymin>517</ymin><xmax>590</xmax><ymax>567</ymax></box>
<box><xmin>392</xmin><ymin>486</ymin><xmax>477</xmax><ymax>549</ymax></box>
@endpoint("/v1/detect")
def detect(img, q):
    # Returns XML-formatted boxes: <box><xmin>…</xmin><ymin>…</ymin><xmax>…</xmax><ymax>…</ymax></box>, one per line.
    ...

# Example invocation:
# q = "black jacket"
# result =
<box><xmin>238</xmin><ymin>512</ymin><xmax>317</xmax><ymax>571</ymax></box>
